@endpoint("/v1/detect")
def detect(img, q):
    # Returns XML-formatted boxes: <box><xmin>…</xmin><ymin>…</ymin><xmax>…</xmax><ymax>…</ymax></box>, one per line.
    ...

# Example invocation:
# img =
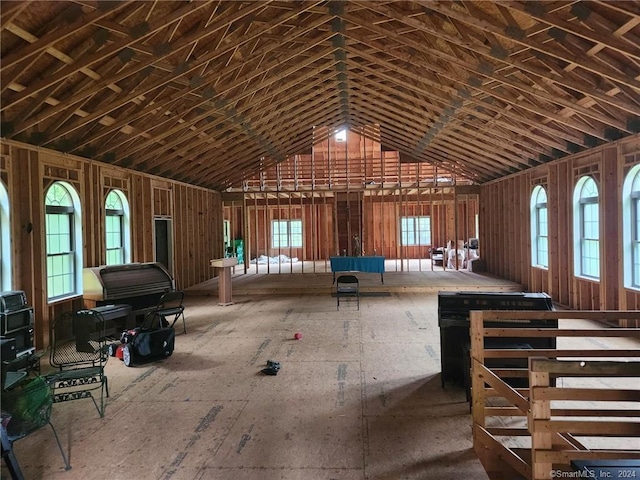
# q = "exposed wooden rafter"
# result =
<box><xmin>1</xmin><ymin>0</ymin><xmax>638</xmax><ymax>189</ymax></box>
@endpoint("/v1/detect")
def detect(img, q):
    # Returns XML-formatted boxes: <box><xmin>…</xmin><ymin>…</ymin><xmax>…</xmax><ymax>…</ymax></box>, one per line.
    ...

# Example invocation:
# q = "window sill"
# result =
<box><xmin>47</xmin><ymin>293</ymin><xmax>82</xmax><ymax>306</ymax></box>
<box><xmin>574</xmin><ymin>275</ymin><xmax>600</xmax><ymax>284</ymax></box>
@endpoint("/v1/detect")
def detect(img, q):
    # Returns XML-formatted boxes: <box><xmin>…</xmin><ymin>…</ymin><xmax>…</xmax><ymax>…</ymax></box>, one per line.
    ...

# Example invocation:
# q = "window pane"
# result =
<box><xmin>290</xmin><ymin>220</ymin><xmax>302</xmax><ymax>247</ymax></box>
<box><xmin>271</xmin><ymin>220</ymin><xmax>303</xmax><ymax>248</ymax></box>
<box><xmin>537</xmin><ymin>237</ymin><xmax>548</xmax><ymax>266</ymax></box>
<box><xmin>580</xmin><ymin>177</ymin><xmax>598</xmax><ymax>199</ymax></box>
<box><xmin>290</xmin><ymin>220</ymin><xmax>302</xmax><ymax>234</ymax></box>
<box><xmin>45</xmin><ymin>183</ymin><xmax>73</xmax><ymax>207</ymax></box>
<box><xmin>272</xmin><ymin>220</ymin><xmax>285</xmax><ymax>247</ymax></box>
<box><xmin>47</xmin><ymin>253</ymin><xmax>75</xmax><ymax>299</ymax></box>
<box><xmin>400</xmin><ymin>216</ymin><xmax>431</xmax><ymax>246</ymax></box>
<box><xmin>106</xmin><ymin>248</ymin><xmax>124</xmax><ymax>265</ymax></box>
<box><xmin>105</xmin><ymin>190</ymin><xmax>123</xmax><ymax>210</ymax></box>
<box><xmin>45</xmin><ymin>183</ymin><xmax>78</xmax><ymax>300</ymax></box>
<box><xmin>417</xmin><ymin>217</ymin><xmax>431</xmax><ymax>245</ymax></box>
<box><xmin>46</xmin><ymin>213</ymin><xmax>72</xmax><ymax>255</ymax></box>
<box><xmin>583</xmin><ymin>204</ymin><xmax>599</xmax><ymax>239</ymax></box>
<box><xmin>581</xmin><ymin>239</ymin><xmax>600</xmax><ymax>277</ymax></box>
<box><xmin>290</xmin><ymin>233</ymin><xmax>302</xmax><ymax>248</ymax></box>
<box><xmin>538</xmin><ymin>208</ymin><xmax>548</xmax><ymax>236</ymax></box>
<box><xmin>536</xmin><ymin>187</ymin><xmax>547</xmax><ymax>204</ymax></box>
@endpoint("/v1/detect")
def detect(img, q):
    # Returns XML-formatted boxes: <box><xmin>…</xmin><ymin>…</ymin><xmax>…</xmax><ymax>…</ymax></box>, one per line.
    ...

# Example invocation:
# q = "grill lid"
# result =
<box><xmin>83</xmin><ymin>263</ymin><xmax>174</xmax><ymax>301</ymax></box>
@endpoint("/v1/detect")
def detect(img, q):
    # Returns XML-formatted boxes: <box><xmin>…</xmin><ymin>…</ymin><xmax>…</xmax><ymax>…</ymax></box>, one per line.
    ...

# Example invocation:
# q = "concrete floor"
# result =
<box><xmin>4</xmin><ymin>271</ymin><xmax>520</xmax><ymax>480</ymax></box>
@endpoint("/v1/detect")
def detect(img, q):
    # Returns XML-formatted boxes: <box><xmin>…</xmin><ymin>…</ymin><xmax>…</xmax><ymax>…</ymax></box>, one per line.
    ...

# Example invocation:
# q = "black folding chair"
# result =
<box><xmin>147</xmin><ymin>290</ymin><xmax>186</xmax><ymax>334</ymax></box>
<box><xmin>336</xmin><ymin>275</ymin><xmax>360</xmax><ymax>310</ymax></box>
<box><xmin>45</xmin><ymin>310</ymin><xmax>109</xmax><ymax>418</ymax></box>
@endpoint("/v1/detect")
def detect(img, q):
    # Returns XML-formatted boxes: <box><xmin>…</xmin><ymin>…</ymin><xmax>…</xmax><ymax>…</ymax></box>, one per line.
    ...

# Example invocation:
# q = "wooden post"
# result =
<box><xmin>470</xmin><ymin>310</ymin><xmax>486</xmax><ymax>430</ymax></box>
<box><xmin>529</xmin><ymin>357</ymin><xmax>553</xmax><ymax>480</ymax></box>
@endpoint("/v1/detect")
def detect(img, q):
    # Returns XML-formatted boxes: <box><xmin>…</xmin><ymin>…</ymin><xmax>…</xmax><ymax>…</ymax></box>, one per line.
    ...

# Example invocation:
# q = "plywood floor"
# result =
<box><xmin>4</xmin><ymin>287</ymin><xmax>494</xmax><ymax>480</ymax></box>
<box><xmin>188</xmin><ymin>260</ymin><xmax>522</xmax><ymax>296</ymax></box>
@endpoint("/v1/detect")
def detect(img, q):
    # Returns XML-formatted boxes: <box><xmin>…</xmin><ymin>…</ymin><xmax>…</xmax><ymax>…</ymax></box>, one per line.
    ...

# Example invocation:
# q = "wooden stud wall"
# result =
<box><xmin>481</xmin><ymin>135</ymin><xmax>640</xmax><ymax>312</ymax></box>
<box><xmin>0</xmin><ymin>139</ymin><xmax>222</xmax><ymax>349</ymax></box>
<box><xmin>239</xmin><ymin>189</ymin><xmax>478</xmax><ymax>271</ymax></box>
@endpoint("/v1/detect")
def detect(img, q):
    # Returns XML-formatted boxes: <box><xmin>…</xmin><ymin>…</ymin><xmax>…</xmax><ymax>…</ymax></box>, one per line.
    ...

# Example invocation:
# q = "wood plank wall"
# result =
<box><xmin>232</xmin><ymin>128</ymin><xmax>479</xmax><ymax>269</ymax></box>
<box><xmin>480</xmin><ymin>135</ymin><xmax>640</xmax><ymax>311</ymax></box>
<box><xmin>0</xmin><ymin>140</ymin><xmax>222</xmax><ymax>348</ymax></box>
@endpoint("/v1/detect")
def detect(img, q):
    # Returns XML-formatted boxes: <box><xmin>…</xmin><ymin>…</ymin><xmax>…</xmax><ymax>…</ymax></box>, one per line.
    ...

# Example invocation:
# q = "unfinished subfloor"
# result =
<box><xmin>5</xmin><ymin>272</ymin><xmax>513</xmax><ymax>480</ymax></box>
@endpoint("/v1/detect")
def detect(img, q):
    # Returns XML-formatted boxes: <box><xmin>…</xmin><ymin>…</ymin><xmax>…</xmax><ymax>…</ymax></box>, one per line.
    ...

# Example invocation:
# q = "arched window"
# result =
<box><xmin>45</xmin><ymin>182</ymin><xmax>82</xmax><ymax>301</ymax></box>
<box><xmin>530</xmin><ymin>185</ymin><xmax>548</xmax><ymax>268</ymax></box>
<box><xmin>105</xmin><ymin>189</ymin><xmax>130</xmax><ymax>265</ymax></box>
<box><xmin>623</xmin><ymin>164</ymin><xmax>640</xmax><ymax>289</ymax></box>
<box><xmin>573</xmin><ymin>176</ymin><xmax>599</xmax><ymax>279</ymax></box>
<box><xmin>0</xmin><ymin>181</ymin><xmax>11</xmax><ymax>291</ymax></box>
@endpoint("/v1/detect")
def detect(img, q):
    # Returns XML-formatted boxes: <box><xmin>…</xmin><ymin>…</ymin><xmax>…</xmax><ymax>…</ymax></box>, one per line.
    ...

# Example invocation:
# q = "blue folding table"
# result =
<box><xmin>329</xmin><ymin>256</ymin><xmax>385</xmax><ymax>283</ymax></box>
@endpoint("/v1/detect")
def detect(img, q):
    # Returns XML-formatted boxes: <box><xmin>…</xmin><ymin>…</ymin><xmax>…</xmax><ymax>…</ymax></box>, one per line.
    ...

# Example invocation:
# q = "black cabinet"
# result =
<box><xmin>438</xmin><ymin>291</ymin><xmax>555</xmax><ymax>388</ymax></box>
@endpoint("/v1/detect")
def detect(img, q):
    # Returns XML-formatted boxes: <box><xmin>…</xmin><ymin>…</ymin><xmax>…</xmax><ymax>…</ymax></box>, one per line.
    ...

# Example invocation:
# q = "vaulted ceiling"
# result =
<box><xmin>1</xmin><ymin>1</ymin><xmax>639</xmax><ymax>190</ymax></box>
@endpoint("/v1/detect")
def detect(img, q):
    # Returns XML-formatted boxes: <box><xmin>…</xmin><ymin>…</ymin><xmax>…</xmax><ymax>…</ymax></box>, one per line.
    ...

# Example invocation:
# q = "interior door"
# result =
<box><xmin>154</xmin><ymin>217</ymin><xmax>173</xmax><ymax>274</ymax></box>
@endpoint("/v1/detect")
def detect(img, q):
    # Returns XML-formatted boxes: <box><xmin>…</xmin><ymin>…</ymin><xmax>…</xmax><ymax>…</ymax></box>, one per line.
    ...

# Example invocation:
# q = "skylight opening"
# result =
<box><xmin>335</xmin><ymin>129</ymin><xmax>346</xmax><ymax>142</ymax></box>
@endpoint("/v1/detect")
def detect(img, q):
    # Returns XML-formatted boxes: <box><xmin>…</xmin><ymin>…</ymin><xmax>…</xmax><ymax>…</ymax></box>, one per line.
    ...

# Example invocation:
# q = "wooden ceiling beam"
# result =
<box><xmin>418</xmin><ymin>1</ymin><xmax>640</xmax><ymax>91</ymax></box>
<box><xmin>11</xmin><ymin>34</ymin><xmax>116</xmax><ymax>127</ymax></box>
<box><xmin>175</xmin><ymin>84</ymin><xmax>340</xmax><ymax>173</ymax></box>
<box><xmin>354</xmin><ymin>1</ymin><xmax>640</xmax><ymax>116</ymax></box>
<box><xmin>354</xmin><ymin>95</ymin><xmax>511</xmax><ymax>176</ymax></box>
<box><xmin>353</xmin><ymin>62</ymin><xmax>570</xmax><ymax>155</ymax></box>
<box><xmin>4</xmin><ymin>2</ymin><xmax>268</xmax><ymax>131</ymax></box>
<box><xmin>194</xmin><ymin>104</ymin><xmax>347</xmax><ymax>186</ymax></box>
<box><xmin>344</xmin><ymin>108</ymin><xmax>487</xmax><ymax>180</ymax></box>
<box><xmin>114</xmin><ymin>45</ymin><xmax>335</xmax><ymax>164</ymax></box>
<box><xmin>0</xmin><ymin>1</ymin><xmax>31</xmax><ymax>30</ymax></box>
<box><xmin>1</xmin><ymin>1</ymin><xmax>213</xmax><ymax>111</ymax></box>
<box><xmin>350</xmin><ymin>67</ymin><xmax>565</xmax><ymax>154</ymax></box>
<box><xmin>349</xmin><ymin>48</ymin><xmax>586</xmax><ymax>147</ymax></box>
<box><xmin>17</xmin><ymin>4</ymin><xmax>330</xmax><ymax>145</ymax></box>
<box><xmin>151</xmin><ymin>79</ymin><xmax>338</xmax><ymax>176</ymax></box>
<box><xmin>1</xmin><ymin>1</ymin><xmax>135</xmax><ymax>70</ymax></box>
<box><xmin>344</xmin><ymin>22</ymin><xmax>629</xmax><ymax>135</ymax></box>
<box><xmin>501</xmin><ymin>1</ymin><xmax>640</xmax><ymax>62</ymax></box>
<box><xmin>126</xmin><ymin>76</ymin><xmax>336</xmax><ymax>179</ymax></box>
<box><xmin>200</xmin><ymin>111</ymin><xmax>348</xmax><ymax>188</ymax></box>
<box><xmin>352</xmin><ymin>95</ymin><xmax>524</xmax><ymax>174</ymax></box>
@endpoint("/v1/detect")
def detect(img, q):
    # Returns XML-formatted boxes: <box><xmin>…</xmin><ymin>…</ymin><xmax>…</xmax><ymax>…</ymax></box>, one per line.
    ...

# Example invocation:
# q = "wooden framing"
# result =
<box><xmin>3</xmin><ymin>2</ymin><xmax>639</xmax><ymax>191</ymax></box>
<box><xmin>481</xmin><ymin>135</ymin><xmax>640</xmax><ymax>312</ymax></box>
<box><xmin>233</xmin><ymin>129</ymin><xmax>479</xmax><ymax>268</ymax></box>
<box><xmin>470</xmin><ymin>310</ymin><xmax>640</xmax><ymax>480</ymax></box>
<box><xmin>0</xmin><ymin>139</ymin><xmax>222</xmax><ymax>349</ymax></box>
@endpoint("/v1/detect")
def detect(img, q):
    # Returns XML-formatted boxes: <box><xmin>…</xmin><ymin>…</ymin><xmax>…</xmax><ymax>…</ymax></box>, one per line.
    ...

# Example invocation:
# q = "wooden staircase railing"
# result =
<box><xmin>470</xmin><ymin>310</ymin><xmax>640</xmax><ymax>480</ymax></box>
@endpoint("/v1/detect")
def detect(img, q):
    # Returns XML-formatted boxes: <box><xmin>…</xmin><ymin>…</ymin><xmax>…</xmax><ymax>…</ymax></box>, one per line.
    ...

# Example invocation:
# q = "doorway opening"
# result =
<box><xmin>154</xmin><ymin>217</ymin><xmax>173</xmax><ymax>274</ymax></box>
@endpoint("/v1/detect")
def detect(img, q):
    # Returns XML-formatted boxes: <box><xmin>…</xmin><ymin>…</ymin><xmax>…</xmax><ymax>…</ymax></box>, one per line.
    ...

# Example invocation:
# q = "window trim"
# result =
<box><xmin>400</xmin><ymin>215</ymin><xmax>432</xmax><ymax>246</ymax></box>
<box><xmin>105</xmin><ymin>189</ymin><xmax>130</xmax><ymax>265</ymax></box>
<box><xmin>0</xmin><ymin>181</ymin><xmax>11</xmax><ymax>291</ymax></box>
<box><xmin>45</xmin><ymin>181</ymin><xmax>83</xmax><ymax>302</ymax></box>
<box><xmin>573</xmin><ymin>176</ymin><xmax>600</xmax><ymax>280</ymax></box>
<box><xmin>271</xmin><ymin>219</ymin><xmax>303</xmax><ymax>248</ymax></box>
<box><xmin>623</xmin><ymin>164</ymin><xmax>640</xmax><ymax>290</ymax></box>
<box><xmin>530</xmin><ymin>185</ymin><xmax>549</xmax><ymax>269</ymax></box>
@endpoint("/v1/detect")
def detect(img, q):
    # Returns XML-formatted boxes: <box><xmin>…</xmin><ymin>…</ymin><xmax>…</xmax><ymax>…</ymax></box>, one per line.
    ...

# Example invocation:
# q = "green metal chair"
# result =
<box><xmin>45</xmin><ymin>310</ymin><xmax>109</xmax><ymax>418</ymax></box>
<box><xmin>1</xmin><ymin>376</ymin><xmax>71</xmax><ymax>478</ymax></box>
